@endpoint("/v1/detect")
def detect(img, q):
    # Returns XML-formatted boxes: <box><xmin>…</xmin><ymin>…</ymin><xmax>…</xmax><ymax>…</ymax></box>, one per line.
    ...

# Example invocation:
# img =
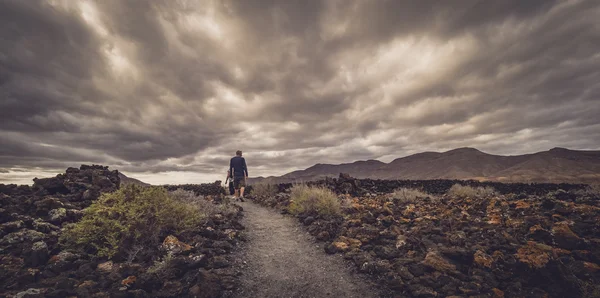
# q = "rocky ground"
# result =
<box><xmin>259</xmin><ymin>174</ymin><xmax>588</xmax><ymax>197</ymax></box>
<box><xmin>0</xmin><ymin>165</ymin><xmax>245</xmax><ymax>298</ymax></box>
<box><xmin>251</xmin><ymin>174</ymin><xmax>600</xmax><ymax>298</ymax></box>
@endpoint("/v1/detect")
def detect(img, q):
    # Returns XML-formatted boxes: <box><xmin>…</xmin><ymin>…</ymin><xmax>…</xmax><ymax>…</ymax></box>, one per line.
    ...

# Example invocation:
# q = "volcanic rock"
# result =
<box><xmin>27</xmin><ymin>241</ymin><xmax>49</xmax><ymax>267</ymax></box>
<box><xmin>422</xmin><ymin>251</ymin><xmax>457</xmax><ymax>273</ymax></box>
<box><xmin>48</xmin><ymin>208</ymin><xmax>67</xmax><ymax>224</ymax></box>
<box><xmin>248</xmin><ymin>173</ymin><xmax>600</xmax><ymax>297</ymax></box>
<box><xmin>14</xmin><ymin>288</ymin><xmax>44</xmax><ymax>298</ymax></box>
<box><xmin>552</xmin><ymin>222</ymin><xmax>583</xmax><ymax>250</ymax></box>
<box><xmin>1</xmin><ymin>229</ymin><xmax>45</xmax><ymax>245</ymax></box>
<box><xmin>162</xmin><ymin>235</ymin><xmax>192</xmax><ymax>255</ymax></box>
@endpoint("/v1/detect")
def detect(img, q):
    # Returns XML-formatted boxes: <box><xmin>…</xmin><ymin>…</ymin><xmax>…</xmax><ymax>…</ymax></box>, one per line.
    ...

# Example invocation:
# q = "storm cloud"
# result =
<box><xmin>1</xmin><ymin>0</ymin><xmax>599</xmax><ymax>184</ymax></box>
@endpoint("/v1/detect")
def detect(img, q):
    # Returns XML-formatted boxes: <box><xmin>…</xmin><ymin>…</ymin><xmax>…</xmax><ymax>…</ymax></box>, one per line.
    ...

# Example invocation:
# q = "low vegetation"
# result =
<box><xmin>288</xmin><ymin>184</ymin><xmax>341</xmax><ymax>216</ymax></box>
<box><xmin>169</xmin><ymin>188</ymin><xmax>237</xmax><ymax>218</ymax></box>
<box><xmin>251</xmin><ymin>183</ymin><xmax>278</xmax><ymax>198</ymax></box>
<box><xmin>147</xmin><ymin>253</ymin><xmax>175</xmax><ymax>279</ymax></box>
<box><xmin>391</xmin><ymin>187</ymin><xmax>433</xmax><ymax>203</ymax></box>
<box><xmin>447</xmin><ymin>183</ymin><xmax>497</xmax><ymax>198</ymax></box>
<box><xmin>60</xmin><ymin>185</ymin><xmax>205</xmax><ymax>259</ymax></box>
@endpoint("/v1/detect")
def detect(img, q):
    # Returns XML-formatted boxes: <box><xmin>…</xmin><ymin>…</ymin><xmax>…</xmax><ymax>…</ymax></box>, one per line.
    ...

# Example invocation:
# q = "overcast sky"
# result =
<box><xmin>1</xmin><ymin>0</ymin><xmax>600</xmax><ymax>185</ymax></box>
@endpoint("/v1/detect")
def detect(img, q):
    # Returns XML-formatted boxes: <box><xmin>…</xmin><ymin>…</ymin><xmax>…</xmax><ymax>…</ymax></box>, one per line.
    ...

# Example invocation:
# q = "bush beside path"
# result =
<box><xmin>0</xmin><ymin>165</ymin><xmax>245</xmax><ymax>298</ymax></box>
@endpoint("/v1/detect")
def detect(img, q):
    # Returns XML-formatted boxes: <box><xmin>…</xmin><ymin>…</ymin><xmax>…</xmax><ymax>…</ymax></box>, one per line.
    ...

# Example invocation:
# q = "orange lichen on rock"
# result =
<box><xmin>551</xmin><ymin>247</ymin><xmax>571</xmax><ymax>257</ymax></box>
<box><xmin>351</xmin><ymin>203</ymin><xmax>364</xmax><ymax>211</ymax></box>
<box><xmin>162</xmin><ymin>235</ymin><xmax>192</xmax><ymax>254</ymax></box>
<box><xmin>492</xmin><ymin>288</ymin><xmax>505</xmax><ymax>298</ymax></box>
<box><xmin>78</xmin><ymin>280</ymin><xmax>96</xmax><ymax>288</ymax></box>
<box><xmin>403</xmin><ymin>204</ymin><xmax>416</xmax><ymax>216</ymax></box>
<box><xmin>516</xmin><ymin>241</ymin><xmax>551</xmax><ymax>269</ymax></box>
<box><xmin>514</xmin><ymin>200</ymin><xmax>531</xmax><ymax>209</ymax></box>
<box><xmin>422</xmin><ymin>251</ymin><xmax>456</xmax><ymax>272</ymax></box>
<box><xmin>474</xmin><ymin>250</ymin><xmax>494</xmax><ymax>268</ymax></box>
<box><xmin>506</xmin><ymin>218</ymin><xmax>523</xmax><ymax>228</ymax></box>
<box><xmin>529</xmin><ymin>224</ymin><xmax>543</xmax><ymax>233</ymax></box>
<box><xmin>97</xmin><ymin>261</ymin><xmax>113</xmax><ymax>272</ymax></box>
<box><xmin>347</xmin><ymin>238</ymin><xmax>362</xmax><ymax>248</ymax></box>
<box><xmin>48</xmin><ymin>255</ymin><xmax>61</xmax><ymax>264</ymax></box>
<box><xmin>552</xmin><ymin>222</ymin><xmax>580</xmax><ymax>240</ymax></box>
<box><xmin>332</xmin><ymin>241</ymin><xmax>349</xmax><ymax>252</ymax></box>
<box><xmin>487</xmin><ymin>214</ymin><xmax>502</xmax><ymax>225</ymax></box>
<box><xmin>492</xmin><ymin>250</ymin><xmax>505</xmax><ymax>261</ymax></box>
<box><xmin>121</xmin><ymin>275</ymin><xmax>136</xmax><ymax>286</ymax></box>
<box><xmin>583</xmin><ymin>262</ymin><xmax>600</xmax><ymax>273</ymax></box>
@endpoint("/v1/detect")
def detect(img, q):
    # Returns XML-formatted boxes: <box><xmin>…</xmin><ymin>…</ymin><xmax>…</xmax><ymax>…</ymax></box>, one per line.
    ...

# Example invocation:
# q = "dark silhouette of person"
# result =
<box><xmin>229</xmin><ymin>150</ymin><xmax>248</xmax><ymax>200</ymax></box>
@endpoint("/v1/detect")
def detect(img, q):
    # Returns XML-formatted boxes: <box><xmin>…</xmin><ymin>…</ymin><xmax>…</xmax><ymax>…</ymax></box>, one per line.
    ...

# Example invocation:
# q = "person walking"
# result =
<box><xmin>229</xmin><ymin>150</ymin><xmax>248</xmax><ymax>201</ymax></box>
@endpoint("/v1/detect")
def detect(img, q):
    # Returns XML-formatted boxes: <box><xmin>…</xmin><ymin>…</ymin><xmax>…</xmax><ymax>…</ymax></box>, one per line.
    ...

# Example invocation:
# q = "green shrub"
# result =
<box><xmin>60</xmin><ymin>185</ymin><xmax>205</xmax><ymax>259</ymax></box>
<box><xmin>288</xmin><ymin>184</ymin><xmax>340</xmax><ymax>216</ymax></box>
<box><xmin>447</xmin><ymin>184</ymin><xmax>496</xmax><ymax>198</ymax></box>
<box><xmin>251</xmin><ymin>183</ymin><xmax>278</xmax><ymax>198</ymax></box>
<box><xmin>392</xmin><ymin>188</ymin><xmax>432</xmax><ymax>203</ymax></box>
<box><xmin>147</xmin><ymin>253</ymin><xmax>174</xmax><ymax>278</ymax></box>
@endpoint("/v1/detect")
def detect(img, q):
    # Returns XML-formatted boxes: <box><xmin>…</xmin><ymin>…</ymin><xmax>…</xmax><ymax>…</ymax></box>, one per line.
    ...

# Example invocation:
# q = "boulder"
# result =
<box><xmin>28</xmin><ymin>241</ymin><xmax>49</xmax><ymax>267</ymax></box>
<box><xmin>97</xmin><ymin>261</ymin><xmax>114</xmax><ymax>272</ymax></box>
<box><xmin>33</xmin><ymin>177</ymin><xmax>69</xmax><ymax>195</ymax></box>
<box><xmin>15</xmin><ymin>288</ymin><xmax>45</xmax><ymax>298</ymax></box>
<box><xmin>422</xmin><ymin>251</ymin><xmax>457</xmax><ymax>273</ymax></box>
<box><xmin>552</xmin><ymin>222</ymin><xmax>583</xmax><ymax>250</ymax></box>
<box><xmin>32</xmin><ymin>219</ymin><xmax>59</xmax><ymax>233</ymax></box>
<box><xmin>1</xmin><ymin>220</ymin><xmax>24</xmax><ymax>234</ymax></box>
<box><xmin>162</xmin><ymin>235</ymin><xmax>192</xmax><ymax>255</ymax></box>
<box><xmin>34</xmin><ymin>197</ymin><xmax>64</xmax><ymax>215</ymax></box>
<box><xmin>1</xmin><ymin>229</ymin><xmax>45</xmax><ymax>245</ymax></box>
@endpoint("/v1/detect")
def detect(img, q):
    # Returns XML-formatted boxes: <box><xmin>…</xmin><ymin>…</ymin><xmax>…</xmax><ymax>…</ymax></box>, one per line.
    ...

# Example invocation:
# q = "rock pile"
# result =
<box><xmin>252</xmin><ymin>174</ymin><xmax>600</xmax><ymax>297</ymax></box>
<box><xmin>1</xmin><ymin>166</ymin><xmax>245</xmax><ymax>298</ymax></box>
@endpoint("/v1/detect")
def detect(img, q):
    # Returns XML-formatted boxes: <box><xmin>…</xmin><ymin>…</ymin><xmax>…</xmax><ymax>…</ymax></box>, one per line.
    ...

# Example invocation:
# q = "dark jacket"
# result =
<box><xmin>229</xmin><ymin>156</ymin><xmax>248</xmax><ymax>178</ymax></box>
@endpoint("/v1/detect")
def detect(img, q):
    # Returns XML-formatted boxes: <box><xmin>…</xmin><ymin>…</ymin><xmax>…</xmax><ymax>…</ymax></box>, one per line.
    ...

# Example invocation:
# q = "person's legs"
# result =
<box><xmin>239</xmin><ymin>178</ymin><xmax>246</xmax><ymax>198</ymax></box>
<box><xmin>229</xmin><ymin>181</ymin><xmax>235</xmax><ymax>196</ymax></box>
<box><xmin>233</xmin><ymin>177</ymin><xmax>245</xmax><ymax>201</ymax></box>
<box><xmin>234</xmin><ymin>177</ymin><xmax>244</xmax><ymax>200</ymax></box>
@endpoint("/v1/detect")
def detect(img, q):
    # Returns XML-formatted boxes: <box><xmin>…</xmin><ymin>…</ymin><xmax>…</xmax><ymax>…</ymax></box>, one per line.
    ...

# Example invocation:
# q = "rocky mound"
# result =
<box><xmin>1</xmin><ymin>165</ymin><xmax>245</xmax><ymax>298</ymax></box>
<box><xmin>1</xmin><ymin>165</ymin><xmax>120</xmax><ymax>227</ymax></box>
<box><xmin>252</xmin><ymin>174</ymin><xmax>600</xmax><ymax>297</ymax></box>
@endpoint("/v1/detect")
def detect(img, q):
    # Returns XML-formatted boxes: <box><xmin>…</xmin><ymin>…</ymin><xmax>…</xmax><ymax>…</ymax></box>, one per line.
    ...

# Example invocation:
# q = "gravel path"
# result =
<box><xmin>231</xmin><ymin>201</ymin><xmax>384</xmax><ymax>298</ymax></box>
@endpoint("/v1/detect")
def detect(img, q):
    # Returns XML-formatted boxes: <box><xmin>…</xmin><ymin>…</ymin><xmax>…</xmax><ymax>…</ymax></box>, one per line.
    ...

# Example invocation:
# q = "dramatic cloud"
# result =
<box><xmin>1</xmin><ymin>0</ymin><xmax>599</xmax><ymax>184</ymax></box>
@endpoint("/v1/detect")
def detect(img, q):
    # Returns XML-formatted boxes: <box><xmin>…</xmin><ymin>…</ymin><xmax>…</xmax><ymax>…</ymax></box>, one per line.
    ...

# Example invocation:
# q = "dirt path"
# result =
<box><xmin>230</xmin><ymin>201</ymin><xmax>384</xmax><ymax>298</ymax></box>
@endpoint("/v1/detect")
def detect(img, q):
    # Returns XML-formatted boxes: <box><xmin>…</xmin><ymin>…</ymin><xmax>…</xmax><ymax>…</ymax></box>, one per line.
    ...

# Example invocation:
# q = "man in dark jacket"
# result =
<box><xmin>229</xmin><ymin>150</ymin><xmax>248</xmax><ymax>200</ymax></box>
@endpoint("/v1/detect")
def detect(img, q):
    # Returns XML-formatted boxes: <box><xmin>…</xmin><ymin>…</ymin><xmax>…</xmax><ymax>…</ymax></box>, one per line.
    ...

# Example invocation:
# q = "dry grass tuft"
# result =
<box><xmin>447</xmin><ymin>184</ymin><xmax>496</xmax><ymax>198</ymax></box>
<box><xmin>288</xmin><ymin>184</ymin><xmax>341</xmax><ymax>216</ymax></box>
<box><xmin>391</xmin><ymin>188</ymin><xmax>433</xmax><ymax>203</ymax></box>
<box><xmin>251</xmin><ymin>183</ymin><xmax>278</xmax><ymax>198</ymax></box>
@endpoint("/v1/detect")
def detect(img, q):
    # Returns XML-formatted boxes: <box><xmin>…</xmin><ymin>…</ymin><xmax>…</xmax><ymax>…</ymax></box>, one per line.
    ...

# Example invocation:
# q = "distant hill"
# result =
<box><xmin>248</xmin><ymin>147</ymin><xmax>600</xmax><ymax>184</ymax></box>
<box><xmin>118</xmin><ymin>172</ymin><xmax>150</xmax><ymax>186</ymax></box>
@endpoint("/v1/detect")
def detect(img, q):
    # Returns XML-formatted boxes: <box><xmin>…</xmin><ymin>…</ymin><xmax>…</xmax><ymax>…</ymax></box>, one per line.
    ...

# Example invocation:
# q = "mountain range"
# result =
<box><xmin>118</xmin><ymin>172</ymin><xmax>151</xmax><ymax>186</ymax></box>
<box><xmin>248</xmin><ymin>147</ymin><xmax>600</xmax><ymax>184</ymax></box>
